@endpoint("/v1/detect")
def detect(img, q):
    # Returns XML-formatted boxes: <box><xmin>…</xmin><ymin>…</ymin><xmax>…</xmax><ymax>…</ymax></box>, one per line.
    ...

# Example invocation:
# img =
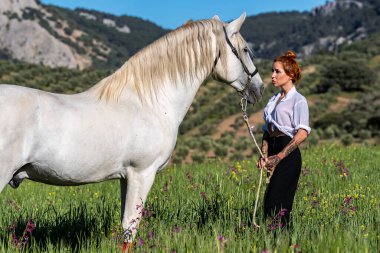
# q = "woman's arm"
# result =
<box><xmin>265</xmin><ymin>129</ymin><xmax>308</xmax><ymax>171</ymax></box>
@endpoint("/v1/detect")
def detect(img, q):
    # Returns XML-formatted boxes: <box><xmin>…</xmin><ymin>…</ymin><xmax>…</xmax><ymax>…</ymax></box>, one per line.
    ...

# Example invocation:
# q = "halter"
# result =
<box><xmin>222</xmin><ymin>26</ymin><xmax>259</xmax><ymax>91</ymax></box>
<box><xmin>211</xmin><ymin>27</ymin><xmax>259</xmax><ymax>94</ymax></box>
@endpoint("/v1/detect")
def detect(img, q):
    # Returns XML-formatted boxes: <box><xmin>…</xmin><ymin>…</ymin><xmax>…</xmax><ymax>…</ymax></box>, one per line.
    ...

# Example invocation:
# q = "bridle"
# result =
<box><xmin>222</xmin><ymin>26</ymin><xmax>259</xmax><ymax>83</ymax></box>
<box><xmin>211</xmin><ymin>26</ymin><xmax>260</xmax><ymax>103</ymax></box>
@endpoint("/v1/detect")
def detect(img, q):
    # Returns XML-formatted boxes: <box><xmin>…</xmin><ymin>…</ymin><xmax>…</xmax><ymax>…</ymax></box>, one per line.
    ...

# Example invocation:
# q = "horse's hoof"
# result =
<box><xmin>122</xmin><ymin>242</ymin><xmax>134</xmax><ymax>252</ymax></box>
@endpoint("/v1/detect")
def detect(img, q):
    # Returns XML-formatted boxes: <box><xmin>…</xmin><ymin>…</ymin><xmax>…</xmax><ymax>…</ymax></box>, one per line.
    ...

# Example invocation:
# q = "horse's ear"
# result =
<box><xmin>212</xmin><ymin>15</ymin><xmax>221</xmax><ymax>21</ymax></box>
<box><xmin>226</xmin><ymin>12</ymin><xmax>246</xmax><ymax>36</ymax></box>
<box><xmin>183</xmin><ymin>19</ymin><xmax>193</xmax><ymax>26</ymax></box>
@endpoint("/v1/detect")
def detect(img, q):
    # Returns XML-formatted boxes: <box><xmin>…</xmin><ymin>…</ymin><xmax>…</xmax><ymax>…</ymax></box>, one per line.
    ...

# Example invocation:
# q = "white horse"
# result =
<box><xmin>0</xmin><ymin>13</ymin><xmax>263</xmax><ymax>247</ymax></box>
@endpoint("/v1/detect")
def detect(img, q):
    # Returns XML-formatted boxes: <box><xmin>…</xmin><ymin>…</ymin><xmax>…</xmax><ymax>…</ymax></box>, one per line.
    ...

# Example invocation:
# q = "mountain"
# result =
<box><xmin>1</xmin><ymin>30</ymin><xmax>379</xmax><ymax>163</ymax></box>
<box><xmin>0</xmin><ymin>0</ymin><xmax>168</xmax><ymax>69</ymax></box>
<box><xmin>0</xmin><ymin>0</ymin><xmax>379</xmax><ymax>69</ymax></box>
<box><xmin>241</xmin><ymin>0</ymin><xmax>380</xmax><ymax>58</ymax></box>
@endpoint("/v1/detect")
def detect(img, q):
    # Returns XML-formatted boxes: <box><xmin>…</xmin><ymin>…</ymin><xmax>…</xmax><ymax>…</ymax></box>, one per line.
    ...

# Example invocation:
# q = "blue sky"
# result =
<box><xmin>41</xmin><ymin>0</ymin><xmax>327</xmax><ymax>29</ymax></box>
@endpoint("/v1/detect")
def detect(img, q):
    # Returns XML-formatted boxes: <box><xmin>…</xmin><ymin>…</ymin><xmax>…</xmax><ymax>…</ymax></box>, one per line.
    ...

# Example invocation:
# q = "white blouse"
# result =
<box><xmin>263</xmin><ymin>86</ymin><xmax>311</xmax><ymax>138</ymax></box>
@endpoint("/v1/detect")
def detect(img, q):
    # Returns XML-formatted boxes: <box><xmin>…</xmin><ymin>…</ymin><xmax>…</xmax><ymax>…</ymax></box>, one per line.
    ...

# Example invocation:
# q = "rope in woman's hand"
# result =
<box><xmin>240</xmin><ymin>98</ymin><xmax>265</xmax><ymax>228</ymax></box>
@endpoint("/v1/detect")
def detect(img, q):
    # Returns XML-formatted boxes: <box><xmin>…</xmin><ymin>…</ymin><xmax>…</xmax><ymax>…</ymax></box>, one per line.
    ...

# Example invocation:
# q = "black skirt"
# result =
<box><xmin>263</xmin><ymin>135</ymin><xmax>301</xmax><ymax>223</ymax></box>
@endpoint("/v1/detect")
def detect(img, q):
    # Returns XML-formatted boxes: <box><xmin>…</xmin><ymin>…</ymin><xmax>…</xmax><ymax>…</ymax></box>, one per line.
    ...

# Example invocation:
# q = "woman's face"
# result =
<box><xmin>271</xmin><ymin>61</ymin><xmax>292</xmax><ymax>88</ymax></box>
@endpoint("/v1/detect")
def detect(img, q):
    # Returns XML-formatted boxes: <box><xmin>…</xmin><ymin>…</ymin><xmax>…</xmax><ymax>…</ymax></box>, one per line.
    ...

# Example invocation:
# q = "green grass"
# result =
<box><xmin>1</xmin><ymin>144</ymin><xmax>379</xmax><ymax>252</ymax></box>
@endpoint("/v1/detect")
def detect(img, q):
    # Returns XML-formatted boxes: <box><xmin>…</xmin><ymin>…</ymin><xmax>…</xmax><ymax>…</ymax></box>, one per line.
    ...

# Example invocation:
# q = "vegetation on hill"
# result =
<box><xmin>0</xmin><ymin>33</ymin><xmax>378</xmax><ymax>165</ymax></box>
<box><xmin>241</xmin><ymin>0</ymin><xmax>380</xmax><ymax>59</ymax></box>
<box><xmin>175</xmin><ymin>32</ymin><xmax>380</xmax><ymax>164</ymax></box>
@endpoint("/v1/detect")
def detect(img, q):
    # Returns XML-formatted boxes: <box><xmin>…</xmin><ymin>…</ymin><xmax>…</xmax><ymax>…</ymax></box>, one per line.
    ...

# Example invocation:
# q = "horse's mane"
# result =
<box><xmin>90</xmin><ymin>19</ymin><xmax>231</xmax><ymax>102</ymax></box>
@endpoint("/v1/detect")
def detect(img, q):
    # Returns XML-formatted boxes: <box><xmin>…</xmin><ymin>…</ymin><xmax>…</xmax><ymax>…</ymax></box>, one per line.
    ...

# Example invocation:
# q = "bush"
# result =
<box><xmin>341</xmin><ymin>134</ymin><xmax>354</xmax><ymax>146</ymax></box>
<box><xmin>358</xmin><ymin>130</ymin><xmax>372</xmax><ymax>140</ymax></box>
<box><xmin>317</xmin><ymin>60</ymin><xmax>376</xmax><ymax>92</ymax></box>
<box><xmin>214</xmin><ymin>144</ymin><xmax>228</xmax><ymax>157</ymax></box>
<box><xmin>191</xmin><ymin>152</ymin><xmax>205</xmax><ymax>164</ymax></box>
<box><xmin>199</xmin><ymin>138</ymin><xmax>212</xmax><ymax>152</ymax></box>
<box><xmin>307</xmin><ymin>131</ymin><xmax>319</xmax><ymax>146</ymax></box>
<box><xmin>176</xmin><ymin>146</ymin><xmax>189</xmax><ymax>158</ymax></box>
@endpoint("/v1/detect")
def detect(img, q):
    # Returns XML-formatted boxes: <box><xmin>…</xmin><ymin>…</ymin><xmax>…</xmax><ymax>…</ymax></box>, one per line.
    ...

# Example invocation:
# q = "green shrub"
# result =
<box><xmin>199</xmin><ymin>138</ymin><xmax>212</xmax><ymax>152</ymax></box>
<box><xmin>341</xmin><ymin>134</ymin><xmax>354</xmax><ymax>146</ymax></box>
<box><xmin>191</xmin><ymin>152</ymin><xmax>205</xmax><ymax>164</ymax></box>
<box><xmin>307</xmin><ymin>131</ymin><xmax>319</xmax><ymax>146</ymax></box>
<box><xmin>317</xmin><ymin>60</ymin><xmax>376</xmax><ymax>92</ymax></box>
<box><xmin>358</xmin><ymin>130</ymin><xmax>372</xmax><ymax>139</ymax></box>
<box><xmin>214</xmin><ymin>144</ymin><xmax>228</xmax><ymax>157</ymax></box>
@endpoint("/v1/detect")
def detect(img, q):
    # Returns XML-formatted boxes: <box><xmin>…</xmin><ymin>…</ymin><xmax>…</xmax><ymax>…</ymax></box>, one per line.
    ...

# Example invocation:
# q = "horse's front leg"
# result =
<box><xmin>120</xmin><ymin>168</ymin><xmax>157</xmax><ymax>251</ymax></box>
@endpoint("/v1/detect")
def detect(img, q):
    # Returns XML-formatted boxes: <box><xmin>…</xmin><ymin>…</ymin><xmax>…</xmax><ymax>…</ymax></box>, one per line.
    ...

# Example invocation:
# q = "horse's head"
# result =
<box><xmin>212</xmin><ymin>13</ymin><xmax>264</xmax><ymax>104</ymax></box>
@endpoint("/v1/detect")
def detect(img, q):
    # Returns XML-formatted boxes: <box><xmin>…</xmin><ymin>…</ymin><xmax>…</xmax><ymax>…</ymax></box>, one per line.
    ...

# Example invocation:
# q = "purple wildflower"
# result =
<box><xmin>343</xmin><ymin>196</ymin><xmax>352</xmax><ymax>206</ymax></box>
<box><xmin>25</xmin><ymin>220</ymin><xmax>35</xmax><ymax>234</ymax></box>
<box><xmin>268</xmin><ymin>209</ymin><xmax>287</xmax><ymax>231</ymax></box>
<box><xmin>172</xmin><ymin>226</ymin><xmax>181</xmax><ymax>233</ymax></box>
<box><xmin>333</xmin><ymin>159</ymin><xmax>350</xmax><ymax>178</ymax></box>
<box><xmin>137</xmin><ymin>237</ymin><xmax>144</xmax><ymax>247</ymax></box>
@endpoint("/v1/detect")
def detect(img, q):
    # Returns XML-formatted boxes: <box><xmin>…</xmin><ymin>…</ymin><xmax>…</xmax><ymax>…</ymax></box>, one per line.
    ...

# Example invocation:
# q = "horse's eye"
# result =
<box><xmin>243</xmin><ymin>47</ymin><xmax>249</xmax><ymax>53</ymax></box>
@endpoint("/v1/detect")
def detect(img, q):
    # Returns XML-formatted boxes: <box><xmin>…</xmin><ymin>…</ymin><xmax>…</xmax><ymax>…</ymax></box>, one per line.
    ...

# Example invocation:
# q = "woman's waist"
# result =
<box><xmin>268</xmin><ymin>127</ymin><xmax>286</xmax><ymax>138</ymax></box>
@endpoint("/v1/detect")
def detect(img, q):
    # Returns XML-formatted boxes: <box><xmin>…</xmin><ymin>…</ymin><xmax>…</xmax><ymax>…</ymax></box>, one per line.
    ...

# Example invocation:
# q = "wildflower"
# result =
<box><xmin>148</xmin><ymin>230</ymin><xmax>154</xmax><ymax>239</ymax></box>
<box><xmin>333</xmin><ymin>159</ymin><xmax>350</xmax><ymax>178</ymax></box>
<box><xmin>185</xmin><ymin>171</ymin><xmax>193</xmax><ymax>182</ymax></box>
<box><xmin>268</xmin><ymin>209</ymin><xmax>287</xmax><ymax>231</ymax></box>
<box><xmin>311</xmin><ymin>192</ymin><xmax>319</xmax><ymax>208</ymax></box>
<box><xmin>343</xmin><ymin>196</ymin><xmax>352</xmax><ymax>206</ymax></box>
<box><xmin>140</xmin><ymin>207</ymin><xmax>152</xmax><ymax>218</ymax></box>
<box><xmin>9</xmin><ymin>220</ymin><xmax>36</xmax><ymax>250</ymax></box>
<box><xmin>200</xmin><ymin>191</ymin><xmax>207</xmax><ymax>200</ymax></box>
<box><xmin>217</xmin><ymin>235</ymin><xmax>228</xmax><ymax>251</ymax></box>
<box><xmin>172</xmin><ymin>226</ymin><xmax>181</xmax><ymax>233</ymax></box>
<box><xmin>25</xmin><ymin>220</ymin><xmax>35</xmax><ymax>234</ymax></box>
<box><xmin>341</xmin><ymin>195</ymin><xmax>357</xmax><ymax>215</ymax></box>
<box><xmin>137</xmin><ymin>237</ymin><xmax>144</xmax><ymax>247</ymax></box>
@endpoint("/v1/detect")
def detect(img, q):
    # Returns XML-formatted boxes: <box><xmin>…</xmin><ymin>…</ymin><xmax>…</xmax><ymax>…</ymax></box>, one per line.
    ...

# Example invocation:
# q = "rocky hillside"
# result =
<box><xmin>242</xmin><ymin>0</ymin><xmax>380</xmax><ymax>58</ymax></box>
<box><xmin>0</xmin><ymin>0</ymin><xmax>167</xmax><ymax>69</ymax></box>
<box><xmin>1</xmin><ymin>0</ymin><xmax>379</xmax><ymax>69</ymax></box>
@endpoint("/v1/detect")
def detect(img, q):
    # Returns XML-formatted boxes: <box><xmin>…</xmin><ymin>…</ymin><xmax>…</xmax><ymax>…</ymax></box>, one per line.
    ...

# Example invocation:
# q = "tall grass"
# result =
<box><xmin>0</xmin><ymin>144</ymin><xmax>379</xmax><ymax>252</ymax></box>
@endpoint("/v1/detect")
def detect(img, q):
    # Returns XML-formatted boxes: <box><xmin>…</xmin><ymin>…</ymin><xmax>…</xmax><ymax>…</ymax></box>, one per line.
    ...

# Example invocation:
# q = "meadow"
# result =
<box><xmin>0</xmin><ymin>144</ymin><xmax>379</xmax><ymax>252</ymax></box>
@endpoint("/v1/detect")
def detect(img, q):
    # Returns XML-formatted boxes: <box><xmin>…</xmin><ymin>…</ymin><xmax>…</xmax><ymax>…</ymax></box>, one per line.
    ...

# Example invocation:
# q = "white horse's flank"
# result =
<box><xmin>0</xmin><ymin>13</ymin><xmax>263</xmax><ymax>242</ymax></box>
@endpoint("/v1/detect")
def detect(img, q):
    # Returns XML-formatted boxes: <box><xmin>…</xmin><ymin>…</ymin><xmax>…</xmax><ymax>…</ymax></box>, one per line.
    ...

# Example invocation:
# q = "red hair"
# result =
<box><xmin>274</xmin><ymin>51</ymin><xmax>301</xmax><ymax>83</ymax></box>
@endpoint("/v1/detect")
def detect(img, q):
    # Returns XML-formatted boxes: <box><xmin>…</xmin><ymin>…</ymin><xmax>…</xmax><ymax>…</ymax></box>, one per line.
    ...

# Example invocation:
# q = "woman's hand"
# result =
<box><xmin>256</xmin><ymin>156</ymin><xmax>267</xmax><ymax>169</ymax></box>
<box><xmin>266</xmin><ymin>155</ymin><xmax>281</xmax><ymax>172</ymax></box>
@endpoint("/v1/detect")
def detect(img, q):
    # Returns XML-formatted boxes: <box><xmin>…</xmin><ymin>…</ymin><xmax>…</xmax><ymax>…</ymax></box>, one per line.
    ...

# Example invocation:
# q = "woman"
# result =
<box><xmin>257</xmin><ymin>51</ymin><xmax>310</xmax><ymax>225</ymax></box>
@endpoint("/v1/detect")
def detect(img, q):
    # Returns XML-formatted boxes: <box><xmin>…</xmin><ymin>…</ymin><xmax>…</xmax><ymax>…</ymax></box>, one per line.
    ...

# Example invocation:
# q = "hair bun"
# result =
<box><xmin>285</xmin><ymin>50</ymin><xmax>296</xmax><ymax>59</ymax></box>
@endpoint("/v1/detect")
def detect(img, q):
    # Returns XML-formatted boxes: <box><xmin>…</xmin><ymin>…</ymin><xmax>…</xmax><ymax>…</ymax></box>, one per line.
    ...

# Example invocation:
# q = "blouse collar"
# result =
<box><xmin>281</xmin><ymin>86</ymin><xmax>297</xmax><ymax>102</ymax></box>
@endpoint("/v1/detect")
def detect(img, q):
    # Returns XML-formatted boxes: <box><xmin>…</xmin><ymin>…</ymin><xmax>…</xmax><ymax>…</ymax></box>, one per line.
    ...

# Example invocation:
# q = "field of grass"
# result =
<box><xmin>0</xmin><ymin>144</ymin><xmax>379</xmax><ymax>252</ymax></box>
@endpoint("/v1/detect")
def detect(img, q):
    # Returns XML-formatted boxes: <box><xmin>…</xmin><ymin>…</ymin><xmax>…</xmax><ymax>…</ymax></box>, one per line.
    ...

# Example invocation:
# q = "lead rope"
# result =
<box><xmin>240</xmin><ymin>98</ymin><xmax>264</xmax><ymax>228</ymax></box>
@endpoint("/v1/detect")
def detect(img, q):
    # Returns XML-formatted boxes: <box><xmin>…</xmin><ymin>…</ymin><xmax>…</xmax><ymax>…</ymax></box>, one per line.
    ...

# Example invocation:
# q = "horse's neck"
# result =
<box><xmin>148</xmin><ymin>76</ymin><xmax>207</xmax><ymax>128</ymax></box>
